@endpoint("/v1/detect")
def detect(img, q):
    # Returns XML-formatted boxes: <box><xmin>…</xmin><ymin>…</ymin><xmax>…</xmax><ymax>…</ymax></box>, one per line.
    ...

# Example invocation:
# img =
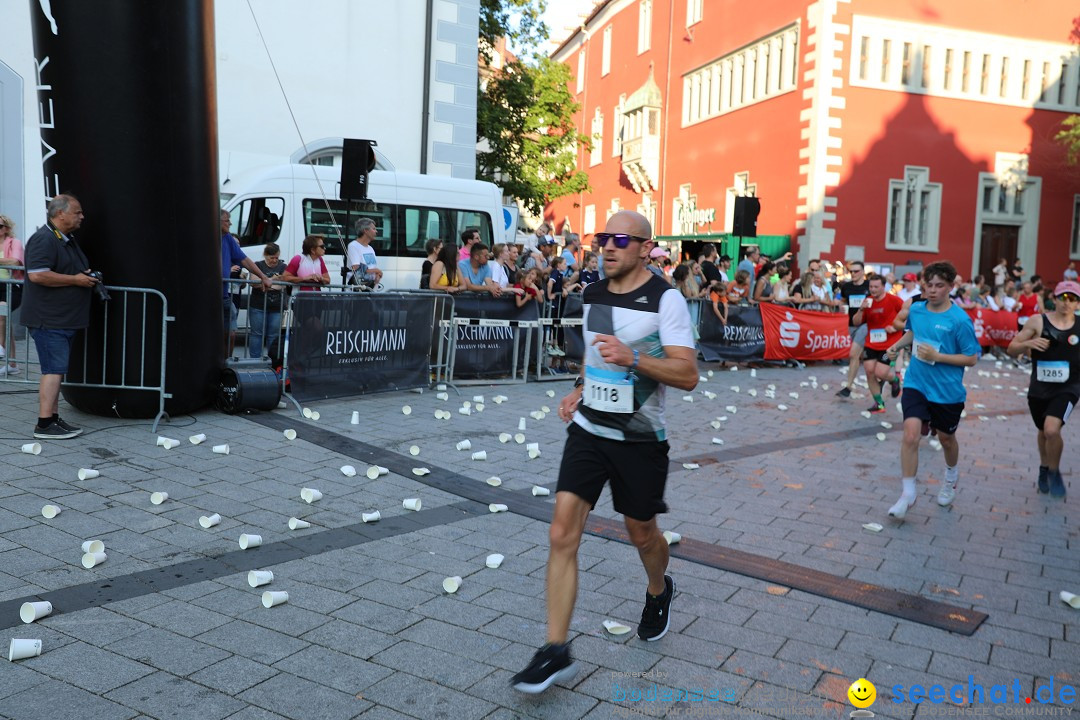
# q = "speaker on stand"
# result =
<box><xmin>732</xmin><ymin>196</ymin><xmax>760</xmax><ymax>238</ymax></box>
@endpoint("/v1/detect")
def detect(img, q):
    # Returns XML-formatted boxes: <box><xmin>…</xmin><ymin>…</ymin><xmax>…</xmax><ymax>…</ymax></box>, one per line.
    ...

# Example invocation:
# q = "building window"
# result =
<box><xmin>583</xmin><ymin>204</ymin><xmax>596</xmax><ymax>235</ymax></box>
<box><xmin>590</xmin><ymin>109</ymin><xmax>603</xmax><ymax>166</ymax></box>
<box><xmin>637</xmin><ymin>192</ymin><xmax>656</xmax><ymax>229</ymax></box>
<box><xmin>613</xmin><ymin>95</ymin><xmax>626</xmax><ymax>157</ymax></box>
<box><xmin>980</xmin><ymin>54</ymin><xmax>990</xmax><ymax>95</ymax></box>
<box><xmin>859</xmin><ymin>37</ymin><xmax>869</xmax><ymax>81</ymax></box>
<box><xmin>1021</xmin><ymin>59</ymin><xmax>1030</xmax><ymax>99</ymax></box>
<box><xmin>576</xmin><ymin>51</ymin><xmax>585</xmax><ymax>94</ymax></box>
<box><xmin>602</xmin><ymin>26</ymin><xmax>612</xmax><ymax>76</ymax></box>
<box><xmin>944</xmin><ymin>48</ymin><xmax>953</xmax><ymax>90</ymax></box>
<box><xmin>885</xmin><ymin>166</ymin><xmax>941</xmax><ymax>251</ymax></box>
<box><xmin>961</xmin><ymin>51</ymin><xmax>971</xmax><ymax>92</ymax></box>
<box><xmin>999</xmin><ymin>57</ymin><xmax>1009</xmax><ymax>98</ymax></box>
<box><xmin>686</xmin><ymin>0</ymin><xmax>702</xmax><ymax>27</ymax></box>
<box><xmin>682</xmin><ymin>23</ymin><xmax>799</xmax><ymax>126</ymax></box>
<box><xmin>881</xmin><ymin>39</ymin><xmax>891</xmax><ymax>82</ymax></box>
<box><xmin>1072</xmin><ymin>195</ymin><xmax>1080</xmax><ymax>258</ymax></box>
<box><xmin>638</xmin><ymin>0</ymin><xmax>652</xmax><ymax>54</ymax></box>
<box><xmin>921</xmin><ymin>45</ymin><xmax>931</xmax><ymax>89</ymax></box>
<box><xmin>607</xmin><ymin>197</ymin><xmax>621</xmax><ymax>221</ymax></box>
<box><xmin>901</xmin><ymin>42</ymin><xmax>912</xmax><ymax>85</ymax></box>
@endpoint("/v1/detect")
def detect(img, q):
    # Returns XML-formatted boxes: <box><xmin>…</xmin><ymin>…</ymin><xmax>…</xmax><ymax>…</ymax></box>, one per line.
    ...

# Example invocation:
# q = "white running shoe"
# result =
<box><xmin>888</xmin><ymin>494</ymin><xmax>916</xmax><ymax>519</ymax></box>
<box><xmin>937</xmin><ymin>481</ymin><xmax>956</xmax><ymax>507</ymax></box>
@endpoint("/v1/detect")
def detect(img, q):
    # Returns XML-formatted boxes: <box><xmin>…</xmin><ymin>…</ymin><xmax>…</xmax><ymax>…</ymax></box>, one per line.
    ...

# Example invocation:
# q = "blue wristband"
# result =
<box><xmin>631</xmin><ymin>349</ymin><xmax>640</xmax><ymax>370</ymax></box>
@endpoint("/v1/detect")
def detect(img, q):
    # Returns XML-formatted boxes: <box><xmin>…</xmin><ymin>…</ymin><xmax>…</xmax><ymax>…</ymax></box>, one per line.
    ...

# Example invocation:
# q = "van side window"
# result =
<box><xmin>230</xmin><ymin>197</ymin><xmax>285</xmax><ymax>248</ymax></box>
<box><xmin>303</xmin><ymin>199</ymin><xmax>394</xmax><ymax>256</ymax></box>
<box><xmin>401</xmin><ymin>206</ymin><xmax>493</xmax><ymax>258</ymax></box>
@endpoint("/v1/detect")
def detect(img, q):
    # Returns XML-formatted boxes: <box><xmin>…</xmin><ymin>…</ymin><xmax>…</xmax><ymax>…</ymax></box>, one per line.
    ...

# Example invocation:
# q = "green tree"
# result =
<box><xmin>477</xmin><ymin>0</ymin><xmax>591</xmax><ymax>216</ymax></box>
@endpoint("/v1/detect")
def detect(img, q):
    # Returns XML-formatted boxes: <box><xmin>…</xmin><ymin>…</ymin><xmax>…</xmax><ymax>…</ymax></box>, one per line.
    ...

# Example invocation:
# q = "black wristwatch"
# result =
<box><xmin>573</xmin><ymin>376</ymin><xmax>584</xmax><ymax>389</ymax></box>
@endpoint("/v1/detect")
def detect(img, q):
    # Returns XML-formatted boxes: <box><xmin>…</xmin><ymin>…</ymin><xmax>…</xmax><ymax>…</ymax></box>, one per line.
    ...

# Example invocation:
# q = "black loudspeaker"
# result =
<box><xmin>216</xmin><ymin>360</ymin><xmax>281</xmax><ymax>414</ymax></box>
<box><xmin>732</xmin><ymin>196</ymin><xmax>761</xmax><ymax>238</ymax></box>
<box><xmin>340</xmin><ymin>138</ymin><xmax>378</xmax><ymax>200</ymax></box>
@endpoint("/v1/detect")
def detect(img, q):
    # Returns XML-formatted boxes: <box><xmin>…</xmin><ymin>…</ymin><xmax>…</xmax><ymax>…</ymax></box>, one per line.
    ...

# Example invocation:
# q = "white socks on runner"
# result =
<box><xmin>944</xmin><ymin>465</ymin><xmax>958</xmax><ymax>485</ymax></box>
<box><xmin>889</xmin><ymin>477</ymin><xmax>917</xmax><ymax>519</ymax></box>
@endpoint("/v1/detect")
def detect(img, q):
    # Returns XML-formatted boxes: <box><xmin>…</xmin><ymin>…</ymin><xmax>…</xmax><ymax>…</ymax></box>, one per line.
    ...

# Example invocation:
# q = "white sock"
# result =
<box><xmin>944</xmin><ymin>465</ymin><xmax>958</xmax><ymax>485</ymax></box>
<box><xmin>901</xmin><ymin>477</ymin><xmax>916</xmax><ymax>500</ymax></box>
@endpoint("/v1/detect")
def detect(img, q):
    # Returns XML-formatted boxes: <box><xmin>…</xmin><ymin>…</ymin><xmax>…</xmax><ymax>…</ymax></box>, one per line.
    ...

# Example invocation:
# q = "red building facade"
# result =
<box><xmin>546</xmin><ymin>0</ymin><xmax>1080</xmax><ymax>281</ymax></box>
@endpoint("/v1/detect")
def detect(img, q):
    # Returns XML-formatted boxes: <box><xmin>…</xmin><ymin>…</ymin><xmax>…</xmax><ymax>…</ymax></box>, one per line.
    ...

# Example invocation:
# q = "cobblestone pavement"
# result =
<box><xmin>0</xmin><ymin>357</ymin><xmax>1075</xmax><ymax>720</ymax></box>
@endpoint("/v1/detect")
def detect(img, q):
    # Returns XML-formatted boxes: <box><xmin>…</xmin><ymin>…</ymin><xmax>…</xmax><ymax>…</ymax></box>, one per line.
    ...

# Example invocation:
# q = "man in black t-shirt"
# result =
<box><xmin>21</xmin><ymin>194</ymin><xmax>100</xmax><ymax>440</ymax></box>
<box><xmin>700</xmin><ymin>244</ymin><xmax>724</xmax><ymax>285</ymax></box>
<box><xmin>836</xmin><ymin>261</ymin><xmax>870</xmax><ymax>398</ymax></box>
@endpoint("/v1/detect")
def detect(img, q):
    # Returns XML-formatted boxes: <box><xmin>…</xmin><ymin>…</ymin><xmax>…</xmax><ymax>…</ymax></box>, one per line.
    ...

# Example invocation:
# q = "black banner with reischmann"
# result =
<box><xmin>696</xmin><ymin>303</ymin><xmax>766</xmax><ymax>362</ymax></box>
<box><xmin>452</xmin><ymin>294</ymin><xmax>541</xmax><ymax>377</ymax></box>
<box><xmin>287</xmin><ymin>292</ymin><xmax>436</xmax><ymax>401</ymax></box>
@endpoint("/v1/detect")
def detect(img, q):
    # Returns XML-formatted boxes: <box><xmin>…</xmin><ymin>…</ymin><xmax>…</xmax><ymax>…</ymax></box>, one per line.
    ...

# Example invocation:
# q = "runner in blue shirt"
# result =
<box><xmin>885</xmin><ymin>261</ymin><xmax>980</xmax><ymax>518</ymax></box>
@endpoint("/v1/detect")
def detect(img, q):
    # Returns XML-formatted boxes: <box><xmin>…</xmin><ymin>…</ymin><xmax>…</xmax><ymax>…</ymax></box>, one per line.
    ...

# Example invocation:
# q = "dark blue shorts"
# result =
<box><xmin>30</xmin><ymin>328</ymin><xmax>76</xmax><ymax>375</ymax></box>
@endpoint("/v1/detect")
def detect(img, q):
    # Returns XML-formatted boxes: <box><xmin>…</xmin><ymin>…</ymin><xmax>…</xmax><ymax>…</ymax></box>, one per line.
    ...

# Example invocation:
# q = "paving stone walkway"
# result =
<box><xmin>0</xmin><ymin>357</ymin><xmax>1075</xmax><ymax>719</ymax></box>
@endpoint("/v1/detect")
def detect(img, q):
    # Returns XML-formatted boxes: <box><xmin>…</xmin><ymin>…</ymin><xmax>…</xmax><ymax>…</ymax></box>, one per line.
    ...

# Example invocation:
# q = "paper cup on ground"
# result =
<box><xmin>199</xmin><ymin>513</ymin><xmax>221</xmax><ymax>528</ymax></box>
<box><xmin>498</xmin><ymin>433</ymin><xmax>511</xmax><ymax>443</ymax></box>
<box><xmin>663</xmin><ymin>531</ymin><xmax>681</xmax><ymax>545</ymax></box>
<box><xmin>1060</xmin><ymin>591</ymin><xmax>1080</xmax><ymax>609</ymax></box>
<box><xmin>528</xmin><ymin>449</ymin><xmax>541</xmax><ymax>459</ymax></box>
<box><xmin>20</xmin><ymin>443</ymin><xmax>42</xmax><ymax>455</ymax></box>
<box><xmin>212</xmin><ymin>444</ymin><xmax>230</xmax><ymax>455</ymax></box>
<box><xmin>288</xmin><ymin>517</ymin><xmax>311</xmax><ymax>530</ymax></box>
<box><xmin>301</xmin><ymin>488</ymin><xmax>323</xmax><ymax>503</ymax></box>
<box><xmin>485</xmin><ymin>476</ymin><xmax>502</xmax><ymax>486</ymax></box>
<box><xmin>475</xmin><ymin>404</ymin><xmax>485</xmax><ymax>412</ymax></box>
<box><xmin>402</xmin><ymin>405</ymin><xmax>412</xmax><ymax>415</ymax></box>
<box><xmin>532</xmin><ymin>486</ymin><xmax>550</xmax><ymax>496</ymax></box>
<box><xmin>366</xmin><ymin>466</ymin><xmax>380</xmax><ymax>480</ymax></box>
<box><xmin>409</xmin><ymin>445</ymin><xmax>420</xmax><ymax>456</ymax></box>
<box><xmin>77</xmin><ymin>468</ymin><xmax>99</xmax><ymax>480</ymax></box>
<box><xmin>81</xmin><ymin>540</ymin><xmax>104</xmax><ymax>554</ymax></box>
<box><xmin>436</xmin><ymin>383</ymin><xmax>447</xmax><ymax>391</ymax></box>
<box><xmin>150</xmin><ymin>492</ymin><xmax>169</xmax><ymax>505</ymax></box>
<box><xmin>518</xmin><ymin>418</ymin><xmax>527</xmax><ymax>431</ymax></box>
<box><xmin>81</xmin><ymin>551</ymin><xmax>106</xmax><ymax>569</ymax></box>
<box><xmin>248</xmin><ymin>570</ymin><xmax>274</xmax><ymax>587</ymax></box>
<box><xmin>486</xmin><ymin>553</ymin><xmax>505</xmax><ymax>569</ymax></box>
<box><xmin>403</xmin><ymin>498</ymin><xmax>422</xmax><ymax>511</ymax></box>
<box><xmin>310</xmin><ymin>411</ymin><xmax>321</xmax><ymax>421</ymax></box>
<box><xmin>189</xmin><ymin>433</ymin><xmax>206</xmax><ymax>445</ymax></box>
<box><xmin>8</xmin><ymin>639</ymin><xmax>42</xmax><ymax>661</ymax></box>
<box><xmin>436</xmin><ymin>392</ymin><xmax>449</xmax><ymax>401</ymax></box>
<box><xmin>155</xmin><ymin>436</ymin><xmax>174</xmax><ymax>448</ymax></box>
<box><xmin>514</xmin><ymin>433</ymin><xmax>526</xmax><ymax>444</ymax></box>
<box><xmin>283</xmin><ymin>429</ymin><xmax>297</xmax><ymax>440</ymax></box>
<box><xmin>238</xmin><ymin>534</ymin><xmax>262</xmax><ymax>550</ymax></box>
<box><xmin>341</xmin><ymin>465</ymin><xmax>356</xmax><ymax>477</ymax></box>
<box><xmin>489</xmin><ymin>503</ymin><xmax>508</xmax><ymax>513</ymax></box>
<box><xmin>458</xmin><ymin>407</ymin><xmax>471</xmax><ymax>416</ymax></box>
<box><xmin>471</xmin><ymin>451</ymin><xmax>487</xmax><ymax>461</ymax></box>
<box><xmin>262</xmin><ymin>591</ymin><xmax>289</xmax><ymax>608</ymax></box>
<box><xmin>442</xmin><ymin>576</ymin><xmax>462</xmax><ymax>593</ymax></box>
<box><xmin>41</xmin><ymin>505</ymin><xmax>61</xmax><ymax>519</ymax></box>
<box><xmin>19</xmin><ymin>601</ymin><xmax>51</xmax><ymax>624</ymax></box>
<box><xmin>412</xmin><ymin>467</ymin><xmax>430</xmax><ymax>476</ymax></box>
<box><xmin>350</xmin><ymin>411</ymin><xmax>360</xmax><ymax>425</ymax></box>
<box><xmin>376</xmin><ymin>466</ymin><xmax>389</xmax><ymax>476</ymax></box>
<box><xmin>362</xmin><ymin>511</ymin><xmax>381</xmax><ymax>523</ymax></box>
<box><xmin>302</xmin><ymin>407</ymin><xmax>313</xmax><ymax>418</ymax></box>
<box><xmin>602</xmin><ymin>620</ymin><xmax>632</xmax><ymax>635</ymax></box>
<box><xmin>456</xmin><ymin>439</ymin><xmax>472</xmax><ymax>451</ymax></box>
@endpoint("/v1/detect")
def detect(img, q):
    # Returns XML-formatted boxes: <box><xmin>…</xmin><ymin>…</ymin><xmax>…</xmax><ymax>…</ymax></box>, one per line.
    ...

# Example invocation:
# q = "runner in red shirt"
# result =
<box><xmin>853</xmin><ymin>273</ymin><xmax>904</xmax><ymax>414</ymax></box>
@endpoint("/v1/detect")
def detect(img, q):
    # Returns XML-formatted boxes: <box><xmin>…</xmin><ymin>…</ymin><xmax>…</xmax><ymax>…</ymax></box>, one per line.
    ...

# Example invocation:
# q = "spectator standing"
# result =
<box><xmin>248</xmin><ymin>243</ymin><xmax>287</xmax><ymax>360</ymax></box>
<box><xmin>898</xmin><ymin>273</ymin><xmax>921</xmax><ymax>301</ymax></box>
<box><xmin>751</xmin><ymin>261</ymin><xmax>777</xmax><ymax>304</ymax></box>
<box><xmin>646</xmin><ymin>247</ymin><xmax>667</xmax><ymax>278</ymax></box>
<box><xmin>347</xmin><ymin>218</ymin><xmax>384</xmax><ymax>286</ymax></box>
<box><xmin>700</xmin><ymin>244</ymin><xmax>724</xmax><ymax>286</ymax></box>
<box><xmin>561</xmin><ymin>233</ymin><xmax>581</xmax><ymax>283</ymax></box>
<box><xmin>578</xmin><ymin>253</ymin><xmax>601</xmax><ymax>287</ymax></box>
<box><xmin>420</xmin><ymin>238</ymin><xmax>442</xmax><ymax>290</ymax></box>
<box><xmin>0</xmin><ymin>214</ymin><xmax>25</xmax><ymax>375</ymax></box>
<box><xmin>1016</xmin><ymin>281</ymin><xmax>1043</xmax><ymax>327</ymax></box>
<box><xmin>992</xmin><ymin>258</ymin><xmax>1009</xmax><ymax>287</ymax></box>
<box><xmin>523</xmin><ymin>235</ymin><xmax>556</xmax><ymax>275</ymax></box>
<box><xmin>489</xmin><ymin>243</ymin><xmax>513</xmax><ymax>290</ymax></box>
<box><xmin>221</xmin><ymin>210</ymin><xmax>273</xmax><ymax>353</ymax></box>
<box><xmin>282</xmin><ymin>235</ymin><xmax>331</xmax><ymax>291</ymax></box>
<box><xmin>1010</xmin><ymin>258</ymin><xmax>1024</xmax><ymax>282</ymax></box>
<box><xmin>21</xmin><ymin>194</ymin><xmax>99</xmax><ymax>439</ymax></box>
<box><xmin>1064</xmin><ymin>261</ymin><xmax>1078</xmax><ymax>282</ymax></box>
<box><xmin>429</xmin><ymin>244</ymin><xmax>463</xmax><ymax>293</ymax></box>
<box><xmin>458</xmin><ymin>227</ymin><xmax>481</xmax><ymax>262</ymax></box>
<box><xmin>737</xmin><ymin>246</ymin><xmax>760</xmax><ymax>286</ymax></box>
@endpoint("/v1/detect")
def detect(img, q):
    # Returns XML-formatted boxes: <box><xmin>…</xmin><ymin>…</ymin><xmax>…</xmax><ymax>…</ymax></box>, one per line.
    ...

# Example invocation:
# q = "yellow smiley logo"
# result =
<box><xmin>847</xmin><ymin>678</ymin><xmax>876</xmax><ymax>708</ymax></box>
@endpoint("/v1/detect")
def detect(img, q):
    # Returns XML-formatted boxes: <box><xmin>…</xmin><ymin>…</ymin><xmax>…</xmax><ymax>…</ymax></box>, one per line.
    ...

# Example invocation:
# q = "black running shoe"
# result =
<box><xmin>867</xmin><ymin>403</ymin><xmax>887</xmax><ymax>415</ymax></box>
<box><xmin>835</xmin><ymin>387</ymin><xmax>851</xmax><ymax>398</ymax></box>
<box><xmin>1049</xmin><ymin>470</ymin><xmax>1066</xmax><ymax>499</ymax></box>
<box><xmin>55</xmin><ymin>417</ymin><xmax>83</xmax><ymax>436</ymax></box>
<box><xmin>889</xmin><ymin>377</ymin><xmax>902</xmax><ymax>398</ymax></box>
<box><xmin>511</xmin><ymin>643</ymin><xmax>578</xmax><ymax>694</ymax></box>
<box><xmin>1037</xmin><ymin>466</ymin><xmax>1049</xmax><ymax>494</ymax></box>
<box><xmin>637</xmin><ymin>575</ymin><xmax>675</xmax><ymax>641</ymax></box>
<box><xmin>33</xmin><ymin>421</ymin><xmax>79</xmax><ymax>440</ymax></box>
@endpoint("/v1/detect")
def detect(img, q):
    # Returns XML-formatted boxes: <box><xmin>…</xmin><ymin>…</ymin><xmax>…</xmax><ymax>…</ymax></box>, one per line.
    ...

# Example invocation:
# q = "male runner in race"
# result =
<box><xmin>1007</xmin><ymin>280</ymin><xmax>1080</xmax><ymax>498</ymax></box>
<box><xmin>885</xmin><ymin>261</ymin><xmax>980</xmax><ymax>518</ymax></box>
<box><xmin>511</xmin><ymin>210</ymin><xmax>698</xmax><ymax>694</ymax></box>
<box><xmin>836</xmin><ymin>262</ymin><xmax>870</xmax><ymax>398</ymax></box>
<box><xmin>852</xmin><ymin>273</ymin><xmax>903</xmax><ymax>414</ymax></box>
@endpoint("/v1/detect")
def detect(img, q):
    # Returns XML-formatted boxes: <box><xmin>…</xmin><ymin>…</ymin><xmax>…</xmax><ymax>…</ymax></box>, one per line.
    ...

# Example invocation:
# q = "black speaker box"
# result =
<box><xmin>340</xmin><ymin>139</ymin><xmax>377</xmax><ymax>200</ymax></box>
<box><xmin>733</xmin><ymin>196</ymin><xmax>760</xmax><ymax>237</ymax></box>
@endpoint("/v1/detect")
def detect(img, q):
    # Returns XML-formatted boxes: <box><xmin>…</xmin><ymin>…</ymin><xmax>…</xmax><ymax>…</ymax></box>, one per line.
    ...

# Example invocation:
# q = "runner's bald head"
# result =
<box><xmin>604</xmin><ymin>211</ymin><xmax>652</xmax><ymax>240</ymax></box>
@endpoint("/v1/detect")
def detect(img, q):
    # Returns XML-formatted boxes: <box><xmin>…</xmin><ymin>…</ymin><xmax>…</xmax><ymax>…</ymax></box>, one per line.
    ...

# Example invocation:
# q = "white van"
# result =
<box><xmin>221</xmin><ymin>163</ymin><xmax>509</xmax><ymax>290</ymax></box>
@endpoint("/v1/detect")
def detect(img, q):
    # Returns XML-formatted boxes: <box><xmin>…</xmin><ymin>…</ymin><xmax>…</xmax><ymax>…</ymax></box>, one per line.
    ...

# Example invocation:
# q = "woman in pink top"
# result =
<box><xmin>281</xmin><ymin>235</ymin><xmax>331</xmax><ymax>291</ymax></box>
<box><xmin>0</xmin><ymin>214</ymin><xmax>25</xmax><ymax>375</ymax></box>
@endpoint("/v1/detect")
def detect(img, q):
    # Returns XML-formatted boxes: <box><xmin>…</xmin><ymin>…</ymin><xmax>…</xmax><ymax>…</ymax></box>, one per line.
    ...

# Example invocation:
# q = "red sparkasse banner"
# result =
<box><xmin>760</xmin><ymin>304</ymin><xmax>852</xmax><ymax>361</ymax></box>
<box><xmin>966</xmin><ymin>308</ymin><xmax>1018</xmax><ymax>348</ymax></box>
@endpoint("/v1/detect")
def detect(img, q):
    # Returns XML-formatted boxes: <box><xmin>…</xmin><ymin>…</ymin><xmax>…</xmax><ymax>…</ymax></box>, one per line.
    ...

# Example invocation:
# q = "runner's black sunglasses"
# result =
<box><xmin>595</xmin><ymin>232</ymin><xmax>650</xmax><ymax>248</ymax></box>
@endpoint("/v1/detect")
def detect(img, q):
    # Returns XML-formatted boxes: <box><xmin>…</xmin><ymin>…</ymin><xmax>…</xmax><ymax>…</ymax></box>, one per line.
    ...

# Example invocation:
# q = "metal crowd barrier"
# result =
<box><xmin>444</xmin><ymin>292</ymin><xmax>536</xmax><ymax>385</ymax></box>
<box><xmin>531</xmin><ymin>293</ymin><xmax>583</xmax><ymax>382</ymax></box>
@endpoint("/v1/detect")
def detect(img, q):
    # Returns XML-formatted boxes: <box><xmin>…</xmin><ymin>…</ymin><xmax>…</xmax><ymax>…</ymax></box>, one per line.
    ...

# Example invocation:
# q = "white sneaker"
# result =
<box><xmin>5</xmin><ymin>365</ymin><xmax>19</xmax><ymax>376</ymax></box>
<box><xmin>888</xmin><ymin>494</ymin><xmax>916</xmax><ymax>519</ymax></box>
<box><xmin>0</xmin><ymin>365</ymin><xmax>8</xmax><ymax>377</ymax></box>
<box><xmin>937</xmin><ymin>481</ymin><xmax>956</xmax><ymax>507</ymax></box>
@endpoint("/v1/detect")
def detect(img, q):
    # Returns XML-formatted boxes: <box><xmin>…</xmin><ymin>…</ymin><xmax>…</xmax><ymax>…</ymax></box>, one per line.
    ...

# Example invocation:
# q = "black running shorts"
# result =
<box><xmin>557</xmin><ymin>422</ymin><xmax>670</xmax><ymax>521</ymax></box>
<box><xmin>901</xmin><ymin>387</ymin><xmax>964</xmax><ymax>435</ymax></box>
<box><xmin>1028</xmin><ymin>393</ymin><xmax>1078</xmax><ymax>431</ymax></box>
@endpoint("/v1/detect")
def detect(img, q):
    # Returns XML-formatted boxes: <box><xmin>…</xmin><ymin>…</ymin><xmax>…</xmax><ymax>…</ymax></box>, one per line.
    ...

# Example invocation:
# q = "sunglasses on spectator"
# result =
<box><xmin>595</xmin><ymin>232</ymin><xmax>649</xmax><ymax>248</ymax></box>
<box><xmin>1057</xmin><ymin>293</ymin><xmax>1079</xmax><ymax>302</ymax></box>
